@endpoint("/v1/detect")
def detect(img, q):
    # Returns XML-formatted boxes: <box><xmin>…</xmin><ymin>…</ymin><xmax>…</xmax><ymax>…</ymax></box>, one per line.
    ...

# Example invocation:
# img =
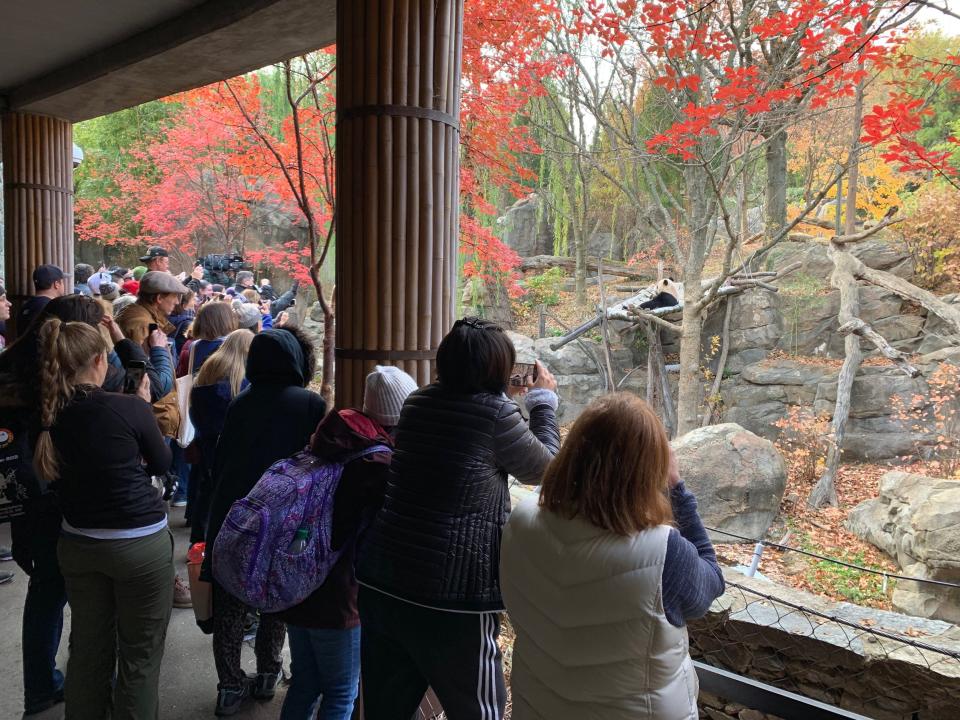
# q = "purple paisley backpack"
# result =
<box><xmin>212</xmin><ymin>444</ymin><xmax>390</xmax><ymax>612</ymax></box>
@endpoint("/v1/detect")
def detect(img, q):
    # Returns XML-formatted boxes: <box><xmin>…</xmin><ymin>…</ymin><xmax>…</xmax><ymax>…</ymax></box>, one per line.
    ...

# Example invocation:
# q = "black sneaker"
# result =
<box><xmin>214</xmin><ymin>683</ymin><xmax>250</xmax><ymax>716</ymax></box>
<box><xmin>252</xmin><ymin>670</ymin><xmax>283</xmax><ymax>700</ymax></box>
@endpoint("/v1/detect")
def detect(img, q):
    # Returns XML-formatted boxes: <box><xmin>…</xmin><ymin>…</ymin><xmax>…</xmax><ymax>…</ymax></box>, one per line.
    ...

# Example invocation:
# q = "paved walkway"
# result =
<box><xmin>0</xmin><ymin>507</ymin><xmax>293</xmax><ymax>720</ymax></box>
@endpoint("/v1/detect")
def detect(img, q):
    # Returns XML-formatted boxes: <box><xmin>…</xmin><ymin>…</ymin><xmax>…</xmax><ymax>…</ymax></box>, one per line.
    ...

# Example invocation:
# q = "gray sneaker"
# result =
<box><xmin>214</xmin><ymin>683</ymin><xmax>250</xmax><ymax>716</ymax></box>
<box><xmin>0</xmin><ymin>545</ymin><xmax>12</xmax><ymax>561</ymax></box>
<box><xmin>252</xmin><ymin>670</ymin><xmax>283</xmax><ymax>700</ymax></box>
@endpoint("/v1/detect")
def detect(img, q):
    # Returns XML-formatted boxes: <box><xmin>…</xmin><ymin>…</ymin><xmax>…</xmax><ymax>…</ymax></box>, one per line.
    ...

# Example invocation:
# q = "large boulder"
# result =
<box><xmin>847</xmin><ymin>472</ymin><xmax>960</xmax><ymax>623</ymax></box>
<box><xmin>672</xmin><ymin>423</ymin><xmax>787</xmax><ymax>543</ymax></box>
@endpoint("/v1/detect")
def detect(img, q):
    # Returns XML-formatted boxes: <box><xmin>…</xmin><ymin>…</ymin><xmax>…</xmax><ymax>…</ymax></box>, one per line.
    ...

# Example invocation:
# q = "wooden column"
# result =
<box><xmin>2</xmin><ymin>112</ymin><xmax>74</xmax><ymax>333</ymax></box>
<box><xmin>335</xmin><ymin>0</ymin><xmax>463</xmax><ymax>408</ymax></box>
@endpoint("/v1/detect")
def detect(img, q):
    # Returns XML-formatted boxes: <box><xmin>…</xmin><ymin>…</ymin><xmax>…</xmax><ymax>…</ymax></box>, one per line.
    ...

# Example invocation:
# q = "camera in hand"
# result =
<box><xmin>123</xmin><ymin>360</ymin><xmax>147</xmax><ymax>395</ymax></box>
<box><xmin>199</xmin><ymin>253</ymin><xmax>253</xmax><ymax>285</ymax></box>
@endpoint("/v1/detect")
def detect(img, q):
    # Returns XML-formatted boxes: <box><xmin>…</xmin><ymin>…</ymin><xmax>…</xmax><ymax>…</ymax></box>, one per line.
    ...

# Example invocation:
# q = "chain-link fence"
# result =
<box><xmin>689</xmin><ymin>572</ymin><xmax>960</xmax><ymax>719</ymax></box>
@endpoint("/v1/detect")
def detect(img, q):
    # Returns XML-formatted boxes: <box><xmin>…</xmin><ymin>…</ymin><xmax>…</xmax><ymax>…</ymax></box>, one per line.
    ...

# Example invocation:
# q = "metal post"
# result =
<box><xmin>747</xmin><ymin>541</ymin><xmax>764</xmax><ymax>577</ymax></box>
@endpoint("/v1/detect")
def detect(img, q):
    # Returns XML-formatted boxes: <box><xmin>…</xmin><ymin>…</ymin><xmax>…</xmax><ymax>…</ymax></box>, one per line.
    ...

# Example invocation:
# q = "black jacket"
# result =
<box><xmin>52</xmin><ymin>387</ymin><xmax>171</xmax><ymax>530</ymax></box>
<box><xmin>357</xmin><ymin>385</ymin><xmax>560</xmax><ymax>612</ymax></box>
<box><xmin>202</xmin><ymin>329</ymin><xmax>326</xmax><ymax>581</ymax></box>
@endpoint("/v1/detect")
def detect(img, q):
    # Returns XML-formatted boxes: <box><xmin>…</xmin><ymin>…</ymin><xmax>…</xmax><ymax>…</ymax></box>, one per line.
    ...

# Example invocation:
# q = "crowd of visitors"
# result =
<box><xmin>0</xmin><ymin>248</ymin><xmax>724</xmax><ymax>720</ymax></box>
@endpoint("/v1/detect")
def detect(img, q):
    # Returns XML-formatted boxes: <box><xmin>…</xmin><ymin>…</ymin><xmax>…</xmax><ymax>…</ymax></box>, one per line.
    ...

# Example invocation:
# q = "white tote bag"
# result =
<box><xmin>175</xmin><ymin>343</ymin><xmax>197</xmax><ymax>448</ymax></box>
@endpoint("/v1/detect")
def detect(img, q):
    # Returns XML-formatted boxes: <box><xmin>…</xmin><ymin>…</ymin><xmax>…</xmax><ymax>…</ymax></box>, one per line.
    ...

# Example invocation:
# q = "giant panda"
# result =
<box><xmin>639</xmin><ymin>278</ymin><xmax>682</xmax><ymax>310</ymax></box>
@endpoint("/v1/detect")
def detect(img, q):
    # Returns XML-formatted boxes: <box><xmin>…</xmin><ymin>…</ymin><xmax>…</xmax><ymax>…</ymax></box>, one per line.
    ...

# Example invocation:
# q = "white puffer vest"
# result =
<box><xmin>500</xmin><ymin>494</ymin><xmax>698</xmax><ymax>720</ymax></box>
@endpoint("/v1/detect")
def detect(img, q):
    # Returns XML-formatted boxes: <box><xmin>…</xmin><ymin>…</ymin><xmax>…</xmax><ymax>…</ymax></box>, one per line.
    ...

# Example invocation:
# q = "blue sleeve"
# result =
<box><xmin>261</xmin><ymin>313</ymin><xmax>273</xmax><ymax>329</ymax></box>
<box><xmin>149</xmin><ymin>346</ymin><xmax>174</xmax><ymax>397</ymax></box>
<box><xmin>107</xmin><ymin>350</ymin><xmax>123</xmax><ymax>370</ymax></box>
<box><xmin>661</xmin><ymin>482</ymin><xmax>725</xmax><ymax>627</ymax></box>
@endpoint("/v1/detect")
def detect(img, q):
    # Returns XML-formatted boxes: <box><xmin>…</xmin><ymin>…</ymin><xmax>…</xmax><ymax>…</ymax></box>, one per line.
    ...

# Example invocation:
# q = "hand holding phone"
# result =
<box><xmin>123</xmin><ymin>361</ymin><xmax>147</xmax><ymax>395</ymax></box>
<box><xmin>509</xmin><ymin>362</ymin><xmax>537</xmax><ymax>387</ymax></box>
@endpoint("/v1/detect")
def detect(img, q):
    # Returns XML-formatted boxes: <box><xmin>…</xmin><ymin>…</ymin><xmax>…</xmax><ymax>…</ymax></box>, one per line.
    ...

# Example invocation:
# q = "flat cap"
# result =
<box><xmin>138</xmin><ymin>271</ymin><xmax>189</xmax><ymax>296</ymax></box>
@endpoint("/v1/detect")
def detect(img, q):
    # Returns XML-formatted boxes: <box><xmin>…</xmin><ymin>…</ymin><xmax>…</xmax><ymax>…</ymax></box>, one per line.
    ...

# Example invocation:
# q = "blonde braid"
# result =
<box><xmin>35</xmin><ymin>319</ymin><xmax>66</xmax><ymax>483</ymax></box>
<box><xmin>33</xmin><ymin>319</ymin><xmax>110</xmax><ymax>484</ymax></box>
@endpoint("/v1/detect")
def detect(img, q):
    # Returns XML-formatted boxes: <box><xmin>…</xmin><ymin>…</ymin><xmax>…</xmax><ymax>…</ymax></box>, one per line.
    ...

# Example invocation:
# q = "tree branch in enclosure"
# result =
<box><xmin>837</xmin><ymin>319</ymin><xmax>921</xmax><ymax>378</ymax></box>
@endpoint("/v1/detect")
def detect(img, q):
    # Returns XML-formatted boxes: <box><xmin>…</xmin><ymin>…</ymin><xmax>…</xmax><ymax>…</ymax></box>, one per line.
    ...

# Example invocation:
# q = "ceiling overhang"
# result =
<box><xmin>0</xmin><ymin>0</ymin><xmax>336</xmax><ymax>123</ymax></box>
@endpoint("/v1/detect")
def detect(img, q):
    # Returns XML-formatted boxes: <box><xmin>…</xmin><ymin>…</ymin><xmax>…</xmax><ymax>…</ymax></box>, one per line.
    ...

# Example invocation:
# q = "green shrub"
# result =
<box><xmin>522</xmin><ymin>267</ymin><xmax>566</xmax><ymax>307</ymax></box>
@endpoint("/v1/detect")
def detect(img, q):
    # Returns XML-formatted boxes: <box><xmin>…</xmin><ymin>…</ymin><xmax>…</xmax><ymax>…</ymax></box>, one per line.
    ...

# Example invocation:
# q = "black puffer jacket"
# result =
<box><xmin>357</xmin><ymin>385</ymin><xmax>560</xmax><ymax>612</ymax></box>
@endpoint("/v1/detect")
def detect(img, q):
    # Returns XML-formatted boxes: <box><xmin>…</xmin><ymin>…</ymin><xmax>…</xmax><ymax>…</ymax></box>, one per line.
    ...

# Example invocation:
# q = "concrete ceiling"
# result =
<box><xmin>0</xmin><ymin>0</ymin><xmax>336</xmax><ymax>123</ymax></box>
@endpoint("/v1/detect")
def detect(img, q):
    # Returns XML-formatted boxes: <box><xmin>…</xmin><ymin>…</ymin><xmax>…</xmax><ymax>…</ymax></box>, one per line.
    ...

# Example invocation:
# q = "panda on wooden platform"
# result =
<box><xmin>639</xmin><ymin>277</ymin><xmax>682</xmax><ymax>310</ymax></box>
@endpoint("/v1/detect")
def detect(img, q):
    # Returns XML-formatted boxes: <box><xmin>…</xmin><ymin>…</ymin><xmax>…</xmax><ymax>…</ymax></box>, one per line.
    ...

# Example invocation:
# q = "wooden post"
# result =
<box><xmin>2</xmin><ymin>112</ymin><xmax>74</xmax><ymax>336</ymax></box>
<box><xmin>335</xmin><ymin>0</ymin><xmax>463</xmax><ymax>408</ymax></box>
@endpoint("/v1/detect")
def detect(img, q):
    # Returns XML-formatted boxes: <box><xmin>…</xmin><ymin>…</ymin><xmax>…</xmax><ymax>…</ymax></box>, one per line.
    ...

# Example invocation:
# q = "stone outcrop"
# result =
<box><xmin>847</xmin><ymin>472</ymin><xmax>960</xmax><ymax>623</ymax></box>
<box><xmin>497</xmin><ymin>193</ymin><xmax>552</xmax><ymax>257</ymax></box>
<box><xmin>672</xmin><ymin>424</ymin><xmax>787</xmax><ymax>543</ymax></box>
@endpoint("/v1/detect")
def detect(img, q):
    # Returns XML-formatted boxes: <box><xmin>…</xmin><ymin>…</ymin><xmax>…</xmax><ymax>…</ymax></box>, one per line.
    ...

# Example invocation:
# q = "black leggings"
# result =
<box><xmin>359</xmin><ymin>588</ymin><xmax>506</xmax><ymax>720</ymax></box>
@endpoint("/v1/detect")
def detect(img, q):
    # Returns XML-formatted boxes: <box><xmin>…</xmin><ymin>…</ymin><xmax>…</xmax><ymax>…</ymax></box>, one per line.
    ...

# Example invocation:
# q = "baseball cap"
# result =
<box><xmin>121</xmin><ymin>280</ymin><xmax>140</xmax><ymax>295</ymax></box>
<box><xmin>33</xmin><ymin>264</ymin><xmax>65</xmax><ymax>290</ymax></box>
<box><xmin>139</xmin><ymin>246</ymin><xmax>170</xmax><ymax>263</ymax></box>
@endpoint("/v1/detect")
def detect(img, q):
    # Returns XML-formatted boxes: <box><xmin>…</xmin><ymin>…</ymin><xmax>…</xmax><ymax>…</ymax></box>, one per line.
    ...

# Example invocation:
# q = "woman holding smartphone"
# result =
<box><xmin>33</xmin><ymin>318</ymin><xmax>173</xmax><ymax>720</ymax></box>
<box><xmin>357</xmin><ymin>317</ymin><xmax>560</xmax><ymax>720</ymax></box>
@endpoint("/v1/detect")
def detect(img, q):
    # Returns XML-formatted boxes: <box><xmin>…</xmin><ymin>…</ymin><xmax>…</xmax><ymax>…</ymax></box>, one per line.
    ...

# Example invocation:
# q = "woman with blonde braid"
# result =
<box><xmin>34</xmin><ymin>318</ymin><xmax>173</xmax><ymax>720</ymax></box>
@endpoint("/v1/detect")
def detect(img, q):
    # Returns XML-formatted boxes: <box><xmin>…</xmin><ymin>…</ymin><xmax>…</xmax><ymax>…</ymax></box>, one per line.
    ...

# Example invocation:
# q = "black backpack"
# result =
<box><xmin>0</xmin><ymin>412</ymin><xmax>43</xmax><ymax>523</ymax></box>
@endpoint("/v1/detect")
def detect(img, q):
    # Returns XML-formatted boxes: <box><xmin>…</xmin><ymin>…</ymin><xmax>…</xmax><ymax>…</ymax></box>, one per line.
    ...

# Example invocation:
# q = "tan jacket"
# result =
<box><xmin>115</xmin><ymin>301</ymin><xmax>180</xmax><ymax>438</ymax></box>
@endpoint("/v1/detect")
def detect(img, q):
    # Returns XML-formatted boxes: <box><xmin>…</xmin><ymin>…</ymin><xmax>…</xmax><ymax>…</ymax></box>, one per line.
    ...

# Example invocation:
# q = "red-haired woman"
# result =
<box><xmin>500</xmin><ymin>393</ymin><xmax>724</xmax><ymax>720</ymax></box>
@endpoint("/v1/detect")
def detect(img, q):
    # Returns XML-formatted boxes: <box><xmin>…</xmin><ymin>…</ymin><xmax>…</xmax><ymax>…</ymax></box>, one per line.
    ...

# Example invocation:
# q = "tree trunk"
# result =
<box><xmin>809</xmin><ymin>248</ymin><xmax>861</xmax><ymax>508</ymax></box>
<box><xmin>574</xmin><ymin>225</ymin><xmax>587</xmax><ymax>305</ymax></box>
<box><xmin>844</xmin><ymin>82</ymin><xmax>865</xmax><ymax>236</ymax></box>
<box><xmin>676</xmin><ymin>167</ymin><xmax>711</xmax><ymax>436</ymax></box>
<box><xmin>764</xmin><ymin>128</ymin><xmax>787</xmax><ymax>234</ymax></box>
<box><xmin>311</xmin><ymin>270</ymin><xmax>336</xmax><ymax>408</ymax></box>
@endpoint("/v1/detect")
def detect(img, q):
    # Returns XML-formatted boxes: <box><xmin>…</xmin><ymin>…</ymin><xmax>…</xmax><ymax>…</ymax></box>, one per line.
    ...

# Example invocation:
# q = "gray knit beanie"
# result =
<box><xmin>363</xmin><ymin>365</ymin><xmax>418</xmax><ymax>428</ymax></box>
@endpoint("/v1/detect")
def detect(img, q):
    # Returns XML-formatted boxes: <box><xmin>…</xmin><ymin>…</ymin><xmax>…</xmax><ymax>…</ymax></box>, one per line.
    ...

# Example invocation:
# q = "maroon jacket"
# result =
<box><xmin>276</xmin><ymin>409</ymin><xmax>392</xmax><ymax>629</ymax></box>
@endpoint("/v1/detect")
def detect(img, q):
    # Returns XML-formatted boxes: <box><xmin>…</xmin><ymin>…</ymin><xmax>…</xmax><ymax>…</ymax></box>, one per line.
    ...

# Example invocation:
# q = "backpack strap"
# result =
<box><xmin>341</xmin><ymin>444</ymin><xmax>392</xmax><ymax>465</ymax></box>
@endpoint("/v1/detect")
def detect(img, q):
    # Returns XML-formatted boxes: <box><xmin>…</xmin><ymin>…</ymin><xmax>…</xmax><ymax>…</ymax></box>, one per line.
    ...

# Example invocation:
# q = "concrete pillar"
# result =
<box><xmin>334</xmin><ymin>0</ymin><xmax>463</xmax><ymax>407</ymax></box>
<box><xmin>1</xmin><ymin>112</ymin><xmax>74</xmax><ymax>334</ymax></box>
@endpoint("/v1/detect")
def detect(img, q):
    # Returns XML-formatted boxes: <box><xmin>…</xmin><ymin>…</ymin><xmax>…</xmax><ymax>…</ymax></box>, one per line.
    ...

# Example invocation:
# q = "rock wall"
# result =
<box><xmin>690</xmin><ymin>569</ymin><xmax>960</xmax><ymax>720</ymax></box>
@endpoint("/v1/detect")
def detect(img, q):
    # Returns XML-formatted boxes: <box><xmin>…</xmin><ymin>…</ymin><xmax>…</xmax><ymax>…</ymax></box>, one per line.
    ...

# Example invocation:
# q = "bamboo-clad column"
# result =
<box><xmin>335</xmin><ymin>0</ymin><xmax>463</xmax><ymax>408</ymax></box>
<box><xmin>2</xmin><ymin>112</ymin><xmax>74</xmax><ymax>334</ymax></box>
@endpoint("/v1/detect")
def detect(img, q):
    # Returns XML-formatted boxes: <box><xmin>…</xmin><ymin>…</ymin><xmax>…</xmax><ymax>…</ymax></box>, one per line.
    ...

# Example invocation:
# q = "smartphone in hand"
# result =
<box><xmin>123</xmin><ymin>361</ymin><xmax>147</xmax><ymax>394</ymax></box>
<box><xmin>509</xmin><ymin>362</ymin><xmax>537</xmax><ymax>387</ymax></box>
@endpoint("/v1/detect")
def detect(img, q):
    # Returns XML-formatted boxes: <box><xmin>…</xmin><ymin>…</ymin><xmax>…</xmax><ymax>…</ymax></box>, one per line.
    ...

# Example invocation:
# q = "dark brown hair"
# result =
<box><xmin>436</xmin><ymin>317</ymin><xmax>515</xmax><ymax>394</ymax></box>
<box><xmin>539</xmin><ymin>393</ymin><xmax>674</xmax><ymax>535</ymax></box>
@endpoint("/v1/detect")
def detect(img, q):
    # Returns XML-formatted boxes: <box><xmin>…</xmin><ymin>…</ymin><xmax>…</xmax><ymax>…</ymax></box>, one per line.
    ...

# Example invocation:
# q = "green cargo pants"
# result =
<box><xmin>58</xmin><ymin>527</ymin><xmax>174</xmax><ymax>720</ymax></box>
